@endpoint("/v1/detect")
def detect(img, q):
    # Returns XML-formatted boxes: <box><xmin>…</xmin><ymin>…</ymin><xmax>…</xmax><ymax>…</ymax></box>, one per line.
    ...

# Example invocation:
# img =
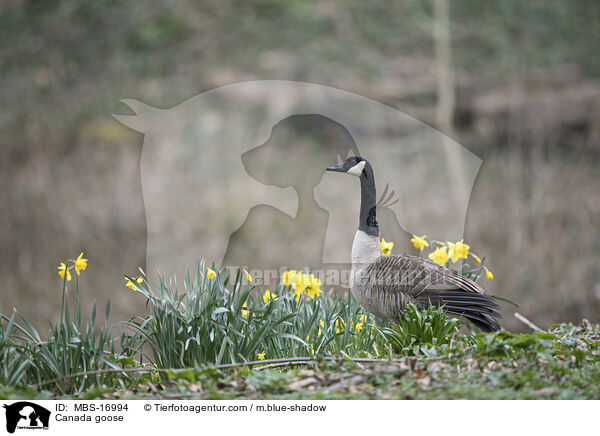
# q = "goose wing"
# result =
<box><xmin>364</xmin><ymin>254</ymin><xmax>483</xmax><ymax>297</ymax></box>
<box><xmin>364</xmin><ymin>254</ymin><xmax>501</xmax><ymax>331</ymax></box>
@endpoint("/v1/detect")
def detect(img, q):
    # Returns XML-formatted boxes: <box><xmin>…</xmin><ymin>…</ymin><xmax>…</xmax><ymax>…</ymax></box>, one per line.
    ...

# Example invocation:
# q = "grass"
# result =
<box><xmin>0</xmin><ymin>278</ymin><xmax>136</xmax><ymax>395</ymax></box>
<box><xmin>379</xmin><ymin>304</ymin><xmax>461</xmax><ymax>355</ymax></box>
<box><xmin>122</xmin><ymin>260</ymin><xmax>385</xmax><ymax>370</ymax></box>
<box><xmin>0</xmin><ymin>260</ymin><xmax>598</xmax><ymax>400</ymax></box>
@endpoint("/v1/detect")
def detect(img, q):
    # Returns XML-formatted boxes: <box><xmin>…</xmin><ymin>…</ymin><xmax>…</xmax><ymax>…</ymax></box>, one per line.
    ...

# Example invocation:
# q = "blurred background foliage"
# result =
<box><xmin>0</xmin><ymin>0</ymin><xmax>598</xmax><ymax>331</ymax></box>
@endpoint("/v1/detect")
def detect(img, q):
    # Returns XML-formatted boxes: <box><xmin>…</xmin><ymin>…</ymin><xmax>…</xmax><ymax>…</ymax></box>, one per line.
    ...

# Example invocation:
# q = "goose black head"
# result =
<box><xmin>326</xmin><ymin>156</ymin><xmax>369</xmax><ymax>178</ymax></box>
<box><xmin>327</xmin><ymin>155</ymin><xmax>378</xmax><ymax>234</ymax></box>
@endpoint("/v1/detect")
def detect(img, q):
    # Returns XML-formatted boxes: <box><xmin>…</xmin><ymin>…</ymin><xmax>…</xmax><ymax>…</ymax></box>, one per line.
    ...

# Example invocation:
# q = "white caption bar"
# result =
<box><xmin>0</xmin><ymin>400</ymin><xmax>596</xmax><ymax>436</ymax></box>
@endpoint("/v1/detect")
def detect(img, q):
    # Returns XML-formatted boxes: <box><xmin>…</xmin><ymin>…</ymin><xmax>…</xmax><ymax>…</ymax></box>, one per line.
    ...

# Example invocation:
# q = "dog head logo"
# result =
<box><xmin>114</xmin><ymin>80</ymin><xmax>481</xmax><ymax>277</ymax></box>
<box><xmin>3</xmin><ymin>402</ymin><xmax>50</xmax><ymax>433</ymax></box>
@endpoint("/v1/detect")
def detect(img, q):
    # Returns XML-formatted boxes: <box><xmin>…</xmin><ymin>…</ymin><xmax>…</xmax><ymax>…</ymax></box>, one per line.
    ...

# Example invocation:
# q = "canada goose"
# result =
<box><xmin>326</xmin><ymin>156</ymin><xmax>501</xmax><ymax>331</ymax></box>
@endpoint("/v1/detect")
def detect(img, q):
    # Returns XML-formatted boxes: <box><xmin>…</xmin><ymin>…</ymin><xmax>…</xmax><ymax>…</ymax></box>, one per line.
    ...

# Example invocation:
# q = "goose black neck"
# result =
<box><xmin>358</xmin><ymin>161</ymin><xmax>379</xmax><ymax>236</ymax></box>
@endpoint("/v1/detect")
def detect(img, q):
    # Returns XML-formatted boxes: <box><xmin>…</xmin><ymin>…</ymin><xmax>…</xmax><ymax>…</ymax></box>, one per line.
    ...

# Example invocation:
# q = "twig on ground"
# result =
<box><xmin>217</xmin><ymin>356</ymin><xmax>314</xmax><ymax>369</ymax></box>
<box><xmin>31</xmin><ymin>355</ymin><xmax>433</xmax><ymax>389</ymax></box>
<box><xmin>254</xmin><ymin>361</ymin><xmax>313</xmax><ymax>371</ymax></box>
<box><xmin>32</xmin><ymin>366</ymin><xmax>171</xmax><ymax>388</ymax></box>
<box><xmin>514</xmin><ymin>312</ymin><xmax>545</xmax><ymax>332</ymax></box>
<box><xmin>341</xmin><ymin>350</ymin><xmax>365</xmax><ymax>369</ymax></box>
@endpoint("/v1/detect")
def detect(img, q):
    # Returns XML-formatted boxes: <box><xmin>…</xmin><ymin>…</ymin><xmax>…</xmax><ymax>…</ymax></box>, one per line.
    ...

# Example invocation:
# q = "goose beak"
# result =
<box><xmin>326</xmin><ymin>163</ymin><xmax>346</xmax><ymax>172</ymax></box>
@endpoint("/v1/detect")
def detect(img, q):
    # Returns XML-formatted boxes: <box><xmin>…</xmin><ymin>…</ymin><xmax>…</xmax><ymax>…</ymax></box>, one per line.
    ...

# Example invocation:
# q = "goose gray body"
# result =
<box><xmin>327</xmin><ymin>156</ymin><xmax>501</xmax><ymax>332</ymax></box>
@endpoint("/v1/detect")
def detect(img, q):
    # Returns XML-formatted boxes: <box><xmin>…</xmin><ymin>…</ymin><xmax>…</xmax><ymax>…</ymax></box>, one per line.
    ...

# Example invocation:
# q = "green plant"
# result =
<box><xmin>122</xmin><ymin>261</ymin><xmax>388</xmax><ymax>369</ymax></box>
<box><xmin>0</xmin><ymin>253</ymin><xmax>134</xmax><ymax>395</ymax></box>
<box><xmin>2</xmin><ymin>252</ymin><xmax>599</xmax><ymax>400</ymax></box>
<box><xmin>379</xmin><ymin>304</ymin><xmax>461</xmax><ymax>355</ymax></box>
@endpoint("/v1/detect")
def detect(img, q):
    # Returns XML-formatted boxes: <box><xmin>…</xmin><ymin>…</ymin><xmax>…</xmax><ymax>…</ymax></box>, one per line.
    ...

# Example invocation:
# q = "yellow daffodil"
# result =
<box><xmin>335</xmin><ymin>318</ymin><xmax>346</xmax><ymax>334</ymax></box>
<box><xmin>57</xmin><ymin>262</ymin><xmax>71</xmax><ymax>282</ymax></box>
<box><xmin>292</xmin><ymin>272</ymin><xmax>322</xmax><ymax>302</ymax></box>
<box><xmin>485</xmin><ymin>267</ymin><xmax>494</xmax><ymax>280</ymax></box>
<box><xmin>125</xmin><ymin>276</ymin><xmax>143</xmax><ymax>290</ymax></box>
<box><xmin>245</xmin><ymin>271</ymin><xmax>253</xmax><ymax>283</ymax></box>
<box><xmin>291</xmin><ymin>274</ymin><xmax>304</xmax><ymax>301</ymax></box>
<box><xmin>358</xmin><ymin>314</ymin><xmax>367</xmax><ymax>323</ymax></box>
<box><xmin>471</xmin><ymin>253</ymin><xmax>482</xmax><ymax>264</ymax></box>
<box><xmin>380</xmin><ymin>238</ymin><xmax>394</xmax><ymax>255</ymax></box>
<box><xmin>257</xmin><ymin>352</ymin><xmax>265</xmax><ymax>360</ymax></box>
<box><xmin>447</xmin><ymin>239</ymin><xmax>470</xmax><ymax>263</ymax></box>
<box><xmin>242</xmin><ymin>302</ymin><xmax>249</xmax><ymax>318</ymax></box>
<box><xmin>318</xmin><ymin>320</ymin><xmax>325</xmax><ymax>336</ymax></box>
<box><xmin>75</xmin><ymin>252</ymin><xmax>88</xmax><ymax>275</ymax></box>
<box><xmin>305</xmin><ymin>274</ymin><xmax>322</xmax><ymax>299</ymax></box>
<box><xmin>428</xmin><ymin>246</ymin><xmax>449</xmax><ymax>266</ymax></box>
<box><xmin>410</xmin><ymin>235</ymin><xmax>429</xmax><ymax>251</ymax></box>
<box><xmin>206</xmin><ymin>268</ymin><xmax>216</xmax><ymax>279</ymax></box>
<box><xmin>262</xmin><ymin>289</ymin><xmax>278</xmax><ymax>303</ymax></box>
<box><xmin>355</xmin><ymin>321</ymin><xmax>363</xmax><ymax>333</ymax></box>
<box><xmin>282</xmin><ymin>270</ymin><xmax>297</xmax><ymax>286</ymax></box>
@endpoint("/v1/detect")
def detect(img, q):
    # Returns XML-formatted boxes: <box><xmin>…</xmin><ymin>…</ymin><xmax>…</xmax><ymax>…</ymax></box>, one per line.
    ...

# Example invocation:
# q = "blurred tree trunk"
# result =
<box><xmin>433</xmin><ymin>0</ymin><xmax>469</xmax><ymax>218</ymax></box>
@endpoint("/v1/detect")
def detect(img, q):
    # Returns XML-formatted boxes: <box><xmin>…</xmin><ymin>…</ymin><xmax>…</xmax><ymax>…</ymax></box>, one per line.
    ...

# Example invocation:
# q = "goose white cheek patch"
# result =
<box><xmin>347</xmin><ymin>160</ymin><xmax>366</xmax><ymax>177</ymax></box>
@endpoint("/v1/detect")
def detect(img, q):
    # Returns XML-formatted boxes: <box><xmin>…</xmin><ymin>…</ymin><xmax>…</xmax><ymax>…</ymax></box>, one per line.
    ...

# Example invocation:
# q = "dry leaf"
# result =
<box><xmin>413</xmin><ymin>369</ymin><xmax>428</xmax><ymax>379</ymax></box>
